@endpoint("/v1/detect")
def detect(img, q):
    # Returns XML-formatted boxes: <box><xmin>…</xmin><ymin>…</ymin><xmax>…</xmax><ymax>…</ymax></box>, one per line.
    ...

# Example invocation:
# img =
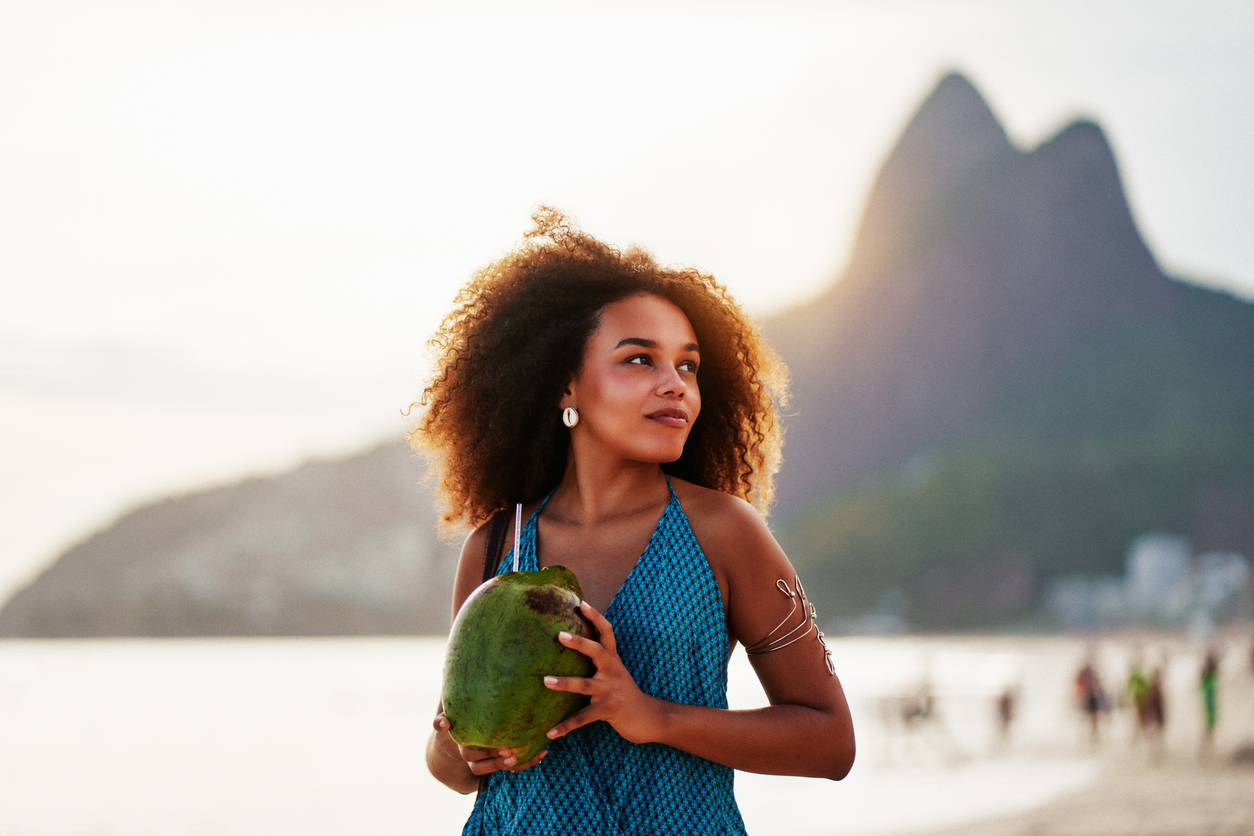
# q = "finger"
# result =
<box><xmin>545</xmin><ymin>674</ymin><xmax>597</xmax><ymax>695</ymax></box>
<box><xmin>433</xmin><ymin>714</ymin><xmax>451</xmax><ymax>732</ymax></box>
<box><xmin>579</xmin><ymin>600</ymin><xmax>617</xmax><ymax>654</ymax></box>
<box><xmin>547</xmin><ymin>705</ymin><xmax>600</xmax><ymax>740</ymax></box>
<box><xmin>512</xmin><ymin>749</ymin><xmax>549</xmax><ymax>771</ymax></box>
<box><xmin>461</xmin><ymin>744</ymin><xmax>523</xmax><ymax>761</ymax></box>
<box><xmin>557</xmin><ymin>630</ymin><xmax>610</xmax><ymax>664</ymax></box>
<box><xmin>458</xmin><ymin>745</ymin><xmax>494</xmax><ymax>763</ymax></box>
<box><xmin>465</xmin><ymin>750</ymin><xmax>519</xmax><ymax>775</ymax></box>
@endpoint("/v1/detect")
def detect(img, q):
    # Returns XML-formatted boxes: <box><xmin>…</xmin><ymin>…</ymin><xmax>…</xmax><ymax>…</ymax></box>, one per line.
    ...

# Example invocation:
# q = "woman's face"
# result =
<box><xmin>565</xmin><ymin>293</ymin><xmax>701</xmax><ymax>465</ymax></box>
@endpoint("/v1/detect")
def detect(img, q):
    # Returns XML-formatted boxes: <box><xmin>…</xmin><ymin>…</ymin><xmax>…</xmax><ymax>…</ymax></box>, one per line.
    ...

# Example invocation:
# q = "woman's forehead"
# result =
<box><xmin>592</xmin><ymin>294</ymin><xmax>697</xmax><ymax>345</ymax></box>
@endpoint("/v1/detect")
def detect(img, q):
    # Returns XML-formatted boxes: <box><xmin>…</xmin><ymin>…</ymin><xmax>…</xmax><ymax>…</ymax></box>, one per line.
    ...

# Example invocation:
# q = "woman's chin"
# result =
<box><xmin>617</xmin><ymin>446</ymin><xmax>685</xmax><ymax>467</ymax></box>
<box><xmin>650</xmin><ymin>445</ymin><xmax>688</xmax><ymax>465</ymax></box>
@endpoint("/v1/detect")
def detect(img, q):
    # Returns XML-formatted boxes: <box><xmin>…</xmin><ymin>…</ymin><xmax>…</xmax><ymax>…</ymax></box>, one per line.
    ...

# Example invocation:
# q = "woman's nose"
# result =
<box><xmin>657</xmin><ymin>365</ymin><xmax>686</xmax><ymax>397</ymax></box>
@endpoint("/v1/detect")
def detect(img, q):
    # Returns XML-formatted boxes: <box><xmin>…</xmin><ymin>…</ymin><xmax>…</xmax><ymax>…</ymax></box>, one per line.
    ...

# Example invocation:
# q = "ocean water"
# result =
<box><xmin>0</xmin><ymin>635</ymin><xmax>1125</xmax><ymax>836</ymax></box>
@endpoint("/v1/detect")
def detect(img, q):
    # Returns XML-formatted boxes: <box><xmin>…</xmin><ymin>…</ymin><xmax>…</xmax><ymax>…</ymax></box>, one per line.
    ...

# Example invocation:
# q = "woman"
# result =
<box><xmin>412</xmin><ymin>208</ymin><xmax>855</xmax><ymax>835</ymax></box>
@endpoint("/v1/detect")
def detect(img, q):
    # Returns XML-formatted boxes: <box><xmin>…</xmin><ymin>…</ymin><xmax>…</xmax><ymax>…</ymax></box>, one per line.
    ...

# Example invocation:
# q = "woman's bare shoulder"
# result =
<box><xmin>669</xmin><ymin>478</ymin><xmax>784</xmax><ymax>569</ymax></box>
<box><xmin>669</xmin><ymin>477</ymin><xmax>758</xmax><ymax>521</ymax></box>
<box><xmin>462</xmin><ymin>520</ymin><xmax>490</xmax><ymax>556</ymax></box>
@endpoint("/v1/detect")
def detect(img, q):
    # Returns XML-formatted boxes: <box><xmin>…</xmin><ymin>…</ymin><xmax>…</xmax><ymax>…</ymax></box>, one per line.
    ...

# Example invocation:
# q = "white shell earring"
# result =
<box><xmin>562</xmin><ymin>406</ymin><xmax>580</xmax><ymax>428</ymax></box>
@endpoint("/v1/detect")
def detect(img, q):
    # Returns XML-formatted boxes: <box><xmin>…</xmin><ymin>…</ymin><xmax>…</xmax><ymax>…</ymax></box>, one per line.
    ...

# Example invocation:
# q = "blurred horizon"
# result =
<box><xmin>3</xmin><ymin>0</ymin><xmax>1253</xmax><ymax>602</ymax></box>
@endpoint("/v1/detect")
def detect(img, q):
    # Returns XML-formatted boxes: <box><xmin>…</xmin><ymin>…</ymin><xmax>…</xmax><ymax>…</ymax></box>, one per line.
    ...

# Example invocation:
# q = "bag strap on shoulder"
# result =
<box><xmin>481</xmin><ymin>508</ymin><xmax>511</xmax><ymax>582</ymax></box>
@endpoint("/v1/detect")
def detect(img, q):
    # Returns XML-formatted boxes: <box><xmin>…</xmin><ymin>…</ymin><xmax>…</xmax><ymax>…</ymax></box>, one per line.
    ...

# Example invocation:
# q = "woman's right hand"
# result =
<box><xmin>433</xmin><ymin>713</ymin><xmax>548</xmax><ymax>776</ymax></box>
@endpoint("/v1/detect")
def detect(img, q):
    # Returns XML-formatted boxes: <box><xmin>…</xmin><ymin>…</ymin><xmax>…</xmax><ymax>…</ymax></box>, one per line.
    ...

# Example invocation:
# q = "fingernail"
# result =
<box><xmin>503</xmin><ymin>755</ymin><xmax>516</xmax><ymax>766</ymax></box>
<box><xmin>580</xmin><ymin>600</ymin><xmax>590</xmax><ymax>610</ymax></box>
<box><xmin>547</xmin><ymin>728</ymin><xmax>558</xmax><ymax>739</ymax></box>
<box><xmin>558</xmin><ymin>631</ymin><xmax>571</xmax><ymax>641</ymax></box>
<box><xmin>544</xmin><ymin>675</ymin><xmax>558</xmax><ymax>686</ymax></box>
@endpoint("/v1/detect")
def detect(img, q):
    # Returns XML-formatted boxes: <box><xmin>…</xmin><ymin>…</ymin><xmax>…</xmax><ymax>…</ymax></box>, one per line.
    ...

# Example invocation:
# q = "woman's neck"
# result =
<box><xmin>547</xmin><ymin>451</ymin><xmax>670</xmax><ymax>526</ymax></box>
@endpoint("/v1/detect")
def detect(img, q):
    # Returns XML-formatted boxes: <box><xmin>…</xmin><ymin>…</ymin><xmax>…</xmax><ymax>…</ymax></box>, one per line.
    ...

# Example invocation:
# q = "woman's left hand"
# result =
<box><xmin>543</xmin><ymin>600</ymin><xmax>662</xmax><ymax>745</ymax></box>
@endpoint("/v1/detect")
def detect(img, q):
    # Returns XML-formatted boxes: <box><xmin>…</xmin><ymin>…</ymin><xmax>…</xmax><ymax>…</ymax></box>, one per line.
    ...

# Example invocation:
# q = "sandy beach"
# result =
<box><xmin>915</xmin><ymin>644</ymin><xmax>1254</xmax><ymax>836</ymax></box>
<box><xmin>920</xmin><ymin>752</ymin><xmax>1254</xmax><ymax>836</ymax></box>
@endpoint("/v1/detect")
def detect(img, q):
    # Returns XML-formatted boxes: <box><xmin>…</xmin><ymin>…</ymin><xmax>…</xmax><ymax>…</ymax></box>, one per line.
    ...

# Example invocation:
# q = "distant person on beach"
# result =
<box><xmin>413</xmin><ymin>209</ymin><xmax>856</xmax><ymax>835</ymax></box>
<box><xmin>1127</xmin><ymin>663</ymin><xmax>1149</xmax><ymax>735</ymax></box>
<box><xmin>900</xmin><ymin>678</ymin><xmax>935</xmax><ymax>728</ymax></box>
<box><xmin>1141</xmin><ymin>668</ymin><xmax>1166</xmax><ymax>747</ymax></box>
<box><xmin>996</xmin><ymin>687</ymin><xmax>1016</xmax><ymax>742</ymax></box>
<box><xmin>1200</xmin><ymin>649</ymin><xmax>1219</xmax><ymax>749</ymax></box>
<box><xmin>1075</xmin><ymin>661</ymin><xmax>1106</xmax><ymax>743</ymax></box>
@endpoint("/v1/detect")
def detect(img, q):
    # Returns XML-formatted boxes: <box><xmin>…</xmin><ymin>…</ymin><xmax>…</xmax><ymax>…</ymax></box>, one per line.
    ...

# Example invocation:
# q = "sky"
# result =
<box><xmin>2</xmin><ymin>0</ymin><xmax>1252</xmax><ymax>602</ymax></box>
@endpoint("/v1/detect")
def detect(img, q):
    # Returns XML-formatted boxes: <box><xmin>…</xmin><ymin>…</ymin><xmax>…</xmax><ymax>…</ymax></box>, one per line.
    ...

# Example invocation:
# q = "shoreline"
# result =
<box><xmin>904</xmin><ymin>658</ymin><xmax>1254</xmax><ymax>836</ymax></box>
<box><xmin>911</xmin><ymin>749</ymin><xmax>1254</xmax><ymax>836</ymax></box>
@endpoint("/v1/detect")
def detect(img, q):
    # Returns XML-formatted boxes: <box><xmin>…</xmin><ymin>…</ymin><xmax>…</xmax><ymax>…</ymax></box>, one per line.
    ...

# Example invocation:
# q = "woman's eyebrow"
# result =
<box><xmin>614</xmin><ymin>337</ymin><xmax>700</xmax><ymax>352</ymax></box>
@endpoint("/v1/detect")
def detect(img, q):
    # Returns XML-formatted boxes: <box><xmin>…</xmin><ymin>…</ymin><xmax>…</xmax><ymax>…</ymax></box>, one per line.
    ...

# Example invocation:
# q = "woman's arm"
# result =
<box><xmin>544</xmin><ymin>490</ymin><xmax>855</xmax><ymax>780</ymax></box>
<box><xmin>426</xmin><ymin>519</ymin><xmax>548</xmax><ymax>793</ymax></box>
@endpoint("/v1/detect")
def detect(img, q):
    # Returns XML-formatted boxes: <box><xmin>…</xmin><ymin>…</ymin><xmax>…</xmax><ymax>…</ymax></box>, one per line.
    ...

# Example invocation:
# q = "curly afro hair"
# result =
<box><xmin>408</xmin><ymin>207</ymin><xmax>789</xmax><ymax>530</ymax></box>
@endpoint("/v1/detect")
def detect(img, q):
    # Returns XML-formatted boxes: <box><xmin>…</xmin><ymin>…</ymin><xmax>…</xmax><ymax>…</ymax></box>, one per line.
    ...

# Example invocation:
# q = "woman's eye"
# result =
<box><xmin>680</xmin><ymin>360</ymin><xmax>699</xmax><ymax>374</ymax></box>
<box><xmin>627</xmin><ymin>355</ymin><xmax>652</xmax><ymax>366</ymax></box>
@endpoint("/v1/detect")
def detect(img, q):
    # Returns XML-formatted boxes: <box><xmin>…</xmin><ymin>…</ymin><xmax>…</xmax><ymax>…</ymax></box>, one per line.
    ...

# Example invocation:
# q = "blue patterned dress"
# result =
<box><xmin>460</xmin><ymin>483</ymin><xmax>748</xmax><ymax>835</ymax></box>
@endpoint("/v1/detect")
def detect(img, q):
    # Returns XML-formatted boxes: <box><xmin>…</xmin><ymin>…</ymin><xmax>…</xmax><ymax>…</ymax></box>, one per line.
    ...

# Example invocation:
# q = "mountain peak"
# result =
<box><xmin>908</xmin><ymin>72</ymin><xmax>1008</xmax><ymax>152</ymax></box>
<box><xmin>847</xmin><ymin>72</ymin><xmax>1012</xmax><ymax>279</ymax></box>
<box><xmin>764</xmin><ymin>70</ymin><xmax>1201</xmax><ymax>517</ymax></box>
<box><xmin>1031</xmin><ymin>118</ymin><xmax>1122</xmax><ymax>189</ymax></box>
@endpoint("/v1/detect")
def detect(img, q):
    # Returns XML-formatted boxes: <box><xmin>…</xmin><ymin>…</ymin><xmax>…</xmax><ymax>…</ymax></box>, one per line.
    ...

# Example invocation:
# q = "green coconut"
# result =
<box><xmin>441</xmin><ymin>565</ymin><xmax>597</xmax><ymax>763</ymax></box>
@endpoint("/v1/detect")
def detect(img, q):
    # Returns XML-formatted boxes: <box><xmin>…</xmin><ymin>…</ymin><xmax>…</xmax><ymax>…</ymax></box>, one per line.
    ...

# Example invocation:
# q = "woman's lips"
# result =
<box><xmin>648</xmin><ymin>408</ymin><xmax>688</xmax><ymax>428</ymax></box>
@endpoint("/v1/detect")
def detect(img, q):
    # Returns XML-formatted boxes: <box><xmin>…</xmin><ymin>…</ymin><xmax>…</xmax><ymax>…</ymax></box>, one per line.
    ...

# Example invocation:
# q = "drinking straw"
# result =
<box><xmin>513</xmin><ymin>502</ymin><xmax>522</xmax><ymax>573</ymax></box>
